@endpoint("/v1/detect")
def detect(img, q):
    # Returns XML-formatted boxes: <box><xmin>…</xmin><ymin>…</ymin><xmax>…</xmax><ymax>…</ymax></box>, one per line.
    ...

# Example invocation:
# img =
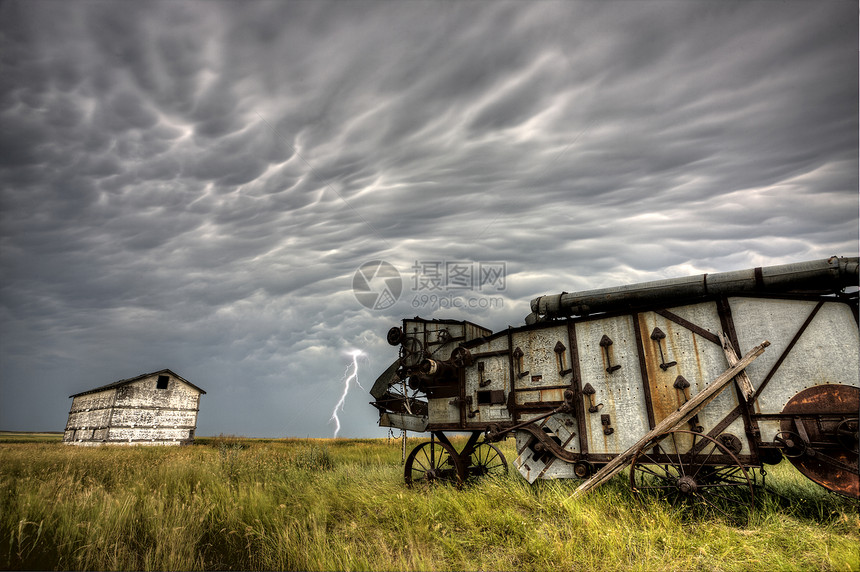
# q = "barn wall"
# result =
<box><xmin>64</xmin><ymin>372</ymin><xmax>202</xmax><ymax>446</ymax></box>
<box><xmin>64</xmin><ymin>389</ymin><xmax>116</xmax><ymax>443</ymax></box>
<box><xmin>113</xmin><ymin>376</ymin><xmax>200</xmax><ymax>410</ymax></box>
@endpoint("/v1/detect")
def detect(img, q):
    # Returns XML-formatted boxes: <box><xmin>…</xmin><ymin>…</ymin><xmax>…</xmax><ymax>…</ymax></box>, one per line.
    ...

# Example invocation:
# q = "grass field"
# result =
<box><xmin>1</xmin><ymin>435</ymin><xmax>857</xmax><ymax>571</ymax></box>
<box><xmin>0</xmin><ymin>431</ymin><xmax>63</xmax><ymax>444</ymax></box>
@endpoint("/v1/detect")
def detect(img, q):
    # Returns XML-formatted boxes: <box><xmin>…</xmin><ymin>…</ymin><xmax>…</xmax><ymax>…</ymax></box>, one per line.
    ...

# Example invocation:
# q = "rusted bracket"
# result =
<box><xmin>599</xmin><ymin>335</ymin><xmax>621</xmax><ymax>373</ymax></box>
<box><xmin>513</xmin><ymin>347</ymin><xmax>530</xmax><ymax>379</ymax></box>
<box><xmin>555</xmin><ymin>341</ymin><xmax>573</xmax><ymax>376</ymax></box>
<box><xmin>582</xmin><ymin>383</ymin><xmax>603</xmax><ymax>413</ymax></box>
<box><xmin>673</xmin><ymin>376</ymin><xmax>702</xmax><ymax>432</ymax></box>
<box><xmin>650</xmin><ymin>327</ymin><xmax>677</xmax><ymax>371</ymax></box>
<box><xmin>517</xmin><ymin>423</ymin><xmax>578</xmax><ymax>463</ymax></box>
<box><xmin>601</xmin><ymin>414</ymin><xmax>614</xmax><ymax>435</ymax></box>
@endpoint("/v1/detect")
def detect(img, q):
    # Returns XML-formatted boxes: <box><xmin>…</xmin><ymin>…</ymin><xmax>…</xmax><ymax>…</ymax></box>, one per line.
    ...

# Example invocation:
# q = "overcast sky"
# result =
<box><xmin>1</xmin><ymin>1</ymin><xmax>857</xmax><ymax>438</ymax></box>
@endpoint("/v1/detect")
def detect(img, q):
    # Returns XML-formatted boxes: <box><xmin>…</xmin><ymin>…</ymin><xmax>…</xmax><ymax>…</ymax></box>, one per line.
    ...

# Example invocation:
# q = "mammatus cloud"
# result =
<box><xmin>0</xmin><ymin>1</ymin><xmax>856</xmax><ymax>437</ymax></box>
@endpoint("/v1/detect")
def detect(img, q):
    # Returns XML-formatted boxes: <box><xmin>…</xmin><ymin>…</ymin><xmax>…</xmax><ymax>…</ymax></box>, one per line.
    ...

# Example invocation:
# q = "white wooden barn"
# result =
<box><xmin>64</xmin><ymin>369</ymin><xmax>205</xmax><ymax>446</ymax></box>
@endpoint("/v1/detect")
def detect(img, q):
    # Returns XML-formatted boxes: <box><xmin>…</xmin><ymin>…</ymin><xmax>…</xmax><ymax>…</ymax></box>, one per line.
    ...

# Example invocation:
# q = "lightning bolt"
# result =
<box><xmin>330</xmin><ymin>349</ymin><xmax>366</xmax><ymax>438</ymax></box>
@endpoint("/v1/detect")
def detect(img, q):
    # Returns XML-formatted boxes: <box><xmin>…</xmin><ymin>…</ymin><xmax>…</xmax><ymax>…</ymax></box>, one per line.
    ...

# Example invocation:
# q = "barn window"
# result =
<box><xmin>157</xmin><ymin>375</ymin><xmax>169</xmax><ymax>390</ymax></box>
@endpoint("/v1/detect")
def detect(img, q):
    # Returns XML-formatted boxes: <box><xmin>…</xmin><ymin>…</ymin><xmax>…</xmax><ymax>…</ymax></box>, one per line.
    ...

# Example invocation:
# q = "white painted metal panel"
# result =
<box><xmin>575</xmin><ymin>315</ymin><xmax>650</xmax><ymax>454</ymax></box>
<box><xmin>427</xmin><ymin>397</ymin><xmax>459</xmax><ymax>424</ymax></box>
<box><xmin>730</xmin><ymin>298</ymin><xmax>860</xmax><ymax>441</ymax></box>
<box><xmin>512</xmin><ymin>325</ymin><xmax>569</xmax><ymax>389</ymax></box>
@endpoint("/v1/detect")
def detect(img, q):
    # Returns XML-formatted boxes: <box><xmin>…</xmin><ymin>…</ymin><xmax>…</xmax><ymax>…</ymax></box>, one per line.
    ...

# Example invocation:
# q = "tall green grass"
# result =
<box><xmin>1</xmin><ymin>438</ymin><xmax>856</xmax><ymax>571</ymax></box>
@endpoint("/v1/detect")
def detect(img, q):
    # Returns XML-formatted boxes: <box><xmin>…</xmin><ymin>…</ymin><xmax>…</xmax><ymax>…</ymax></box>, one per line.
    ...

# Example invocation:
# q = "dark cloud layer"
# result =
<box><xmin>1</xmin><ymin>1</ymin><xmax>856</xmax><ymax>437</ymax></box>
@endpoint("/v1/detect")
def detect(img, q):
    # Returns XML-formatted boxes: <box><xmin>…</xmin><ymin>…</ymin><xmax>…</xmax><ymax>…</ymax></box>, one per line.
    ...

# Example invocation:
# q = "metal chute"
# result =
<box><xmin>370</xmin><ymin>359</ymin><xmax>400</xmax><ymax>400</ymax></box>
<box><xmin>369</xmin><ymin>358</ymin><xmax>429</xmax><ymax>432</ymax></box>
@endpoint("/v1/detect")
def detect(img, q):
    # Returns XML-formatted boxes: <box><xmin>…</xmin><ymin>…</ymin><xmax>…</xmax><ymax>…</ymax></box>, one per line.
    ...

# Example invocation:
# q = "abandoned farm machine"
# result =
<box><xmin>370</xmin><ymin>256</ymin><xmax>859</xmax><ymax>513</ymax></box>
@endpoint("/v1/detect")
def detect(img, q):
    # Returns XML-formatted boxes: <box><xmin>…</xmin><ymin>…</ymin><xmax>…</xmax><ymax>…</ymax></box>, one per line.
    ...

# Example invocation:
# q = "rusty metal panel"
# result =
<box><xmin>637</xmin><ymin>302</ymin><xmax>748</xmax><ymax>453</ymax></box>
<box><xmin>423</xmin><ymin>321</ymin><xmax>462</xmax><ymax>361</ymax></box>
<box><xmin>575</xmin><ymin>315</ymin><xmax>650</xmax><ymax>455</ymax></box>
<box><xmin>730</xmin><ymin>298</ymin><xmax>860</xmax><ymax>441</ymax></box>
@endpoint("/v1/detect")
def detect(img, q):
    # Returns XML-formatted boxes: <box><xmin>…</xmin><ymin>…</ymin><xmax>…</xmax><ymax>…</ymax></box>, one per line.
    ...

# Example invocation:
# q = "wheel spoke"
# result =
<box><xmin>635</xmin><ymin>463</ymin><xmax>669</xmax><ymax>480</ymax></box>
<box><xmin>671</xmin><ymin>432</ymin><xmax>686</xmax><ymax>476</ymax></box>
<box><xmin>467</xmin><ymin>443</ymin><xmax>508</xmax><ymax>482</ymax></box>
<box><xmin>716</xmin><ymin>467</ymin><xmax>746</xmax><ymax>481</ymax></box>
<box><xmin>639</xmin><ymin>450</ymin><xmax>665</xmax><ymax>468</ymax></box>
<box><xmin>414</xmin><ymin>456</ymin><xmax>430</xmax><ymax>472</ymax></box>
<box><xmin>690</xmin><ymin>442</ymin><xmax>718</xmax><ymax>479</ymax></box>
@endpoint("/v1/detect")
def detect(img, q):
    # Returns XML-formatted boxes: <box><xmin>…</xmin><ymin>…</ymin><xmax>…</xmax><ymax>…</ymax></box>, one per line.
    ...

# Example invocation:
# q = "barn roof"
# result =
<box><xmin>69</xmin><ymin>369</ymin><xmax>206</xmax><ymax>398</ymax></box>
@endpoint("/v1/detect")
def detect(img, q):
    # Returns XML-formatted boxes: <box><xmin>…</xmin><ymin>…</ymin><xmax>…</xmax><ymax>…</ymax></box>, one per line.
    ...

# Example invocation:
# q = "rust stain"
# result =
<box><xmin>639</xmin><ymin>314</ymin><xmax>677</xmax><ymax>426</ymax></box>
<box><xmin>691</xmin><ymin>331</ymin><xmax>703</xmax><ymax>376</ymax></box>
<box><xmin>541</xmin><ymin>388</ymin><xmax>564</xmax><ymax>402</ymax></box>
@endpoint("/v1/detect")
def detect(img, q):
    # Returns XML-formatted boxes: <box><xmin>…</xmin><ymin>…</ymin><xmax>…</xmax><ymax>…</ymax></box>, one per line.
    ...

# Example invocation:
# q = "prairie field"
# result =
<box><xmin>0</xmin><ymin>435</ymin><xmax>857</xmax><ymax>571</ymax></box>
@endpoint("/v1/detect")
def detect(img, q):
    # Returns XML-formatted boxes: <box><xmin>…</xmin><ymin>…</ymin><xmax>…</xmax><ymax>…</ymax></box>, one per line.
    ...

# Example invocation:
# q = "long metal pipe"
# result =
<box><xmin>526</xmin><ymin>256</ymin><xmax>859</xmax><ymax>323</ymax></box>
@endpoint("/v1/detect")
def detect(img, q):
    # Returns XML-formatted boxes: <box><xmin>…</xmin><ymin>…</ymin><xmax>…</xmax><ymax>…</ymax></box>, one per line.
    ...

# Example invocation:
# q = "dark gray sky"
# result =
<box><xmin>1</xmin><ymin>1</ymin><xmax>857</xmax><ymax>438</ymax></box>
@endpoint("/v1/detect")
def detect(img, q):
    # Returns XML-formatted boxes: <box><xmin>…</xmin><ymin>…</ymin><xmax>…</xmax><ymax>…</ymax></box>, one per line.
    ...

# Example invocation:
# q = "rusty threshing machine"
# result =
<box><xmin>370</xmin><ymin>256</ymin><xmax>859</xmax><ymax>512</ymax></box>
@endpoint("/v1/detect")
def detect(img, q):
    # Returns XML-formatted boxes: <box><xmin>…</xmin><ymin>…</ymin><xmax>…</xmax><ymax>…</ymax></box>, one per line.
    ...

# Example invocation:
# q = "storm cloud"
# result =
<box><xmin>1</xmin><ymin>1</ymin><xmax>856</xmax><ymax>437</ymax></box>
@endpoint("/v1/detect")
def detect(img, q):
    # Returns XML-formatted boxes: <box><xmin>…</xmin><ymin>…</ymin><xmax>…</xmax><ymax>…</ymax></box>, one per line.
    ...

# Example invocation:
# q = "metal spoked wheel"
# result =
<box><xmin>405</xmin><ymin>440</ymin><xmax>464</xmax><ymax>488</ymax></box>
<box><xmin>630</xmin><ymin>429</ymin><xmax>754</xmax><ymax>520</ymax></box>
<box><xmin>466</xmin><ymin>442</ymin><xmax>508</xmax><ymax>481</ymax></box>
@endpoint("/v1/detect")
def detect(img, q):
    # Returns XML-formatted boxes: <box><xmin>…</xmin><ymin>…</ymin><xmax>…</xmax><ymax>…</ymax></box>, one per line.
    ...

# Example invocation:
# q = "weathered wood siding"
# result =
<box><xmin>64</xmin><ymin>372</ymin><xmax>202</xmax><ymax>446</ymax></box>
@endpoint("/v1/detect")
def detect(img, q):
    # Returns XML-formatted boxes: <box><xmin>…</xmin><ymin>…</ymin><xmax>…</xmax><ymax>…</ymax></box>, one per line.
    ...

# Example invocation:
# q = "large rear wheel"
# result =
<box><xmin>630</xmin><ymin>429</ymin><xmax>754</xmax><ymax>520</ymax></box>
